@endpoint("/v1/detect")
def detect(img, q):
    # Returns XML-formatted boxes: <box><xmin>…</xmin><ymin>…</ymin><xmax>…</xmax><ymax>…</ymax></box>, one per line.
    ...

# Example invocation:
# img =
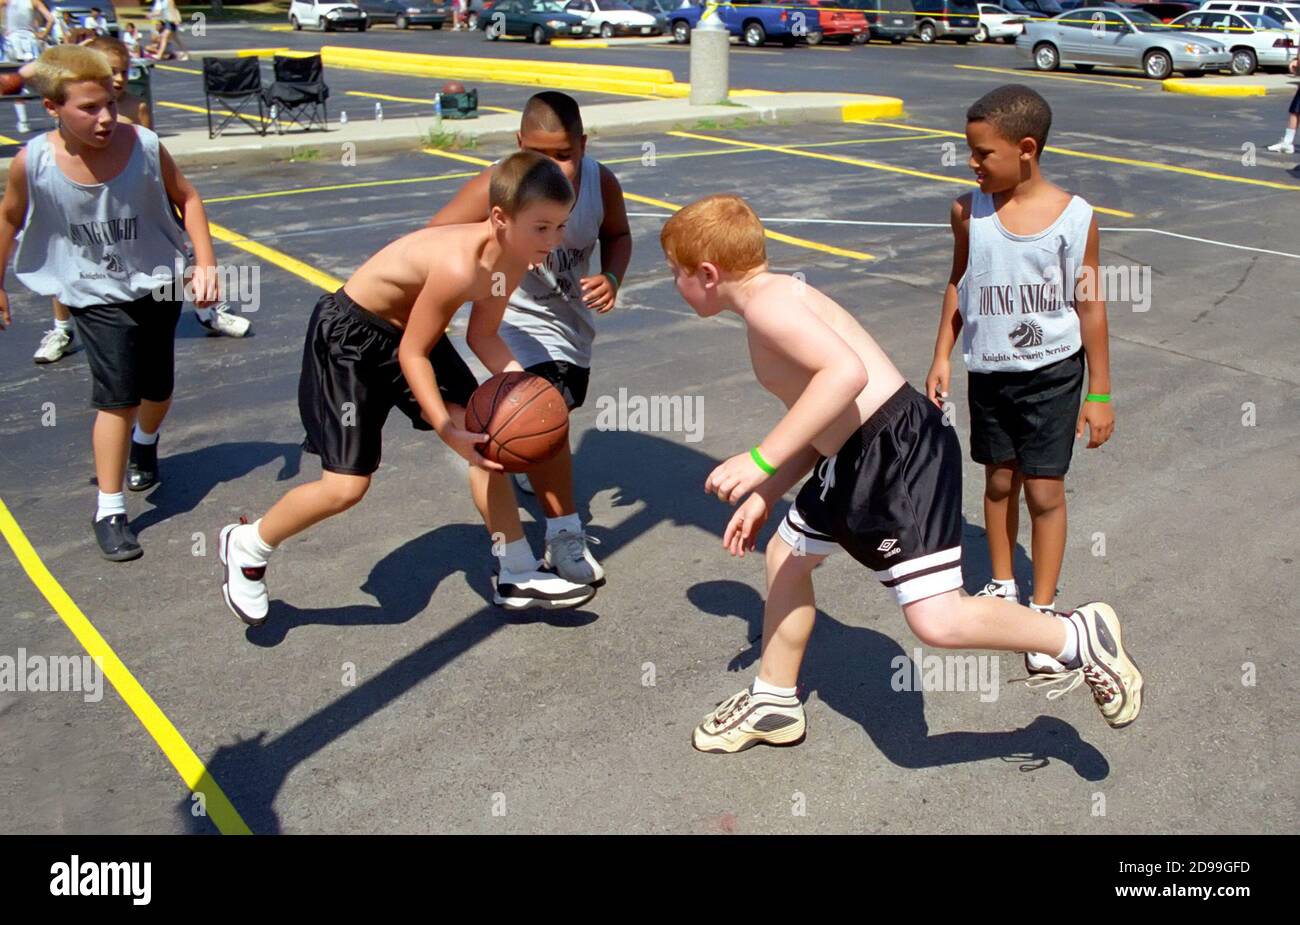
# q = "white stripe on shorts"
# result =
<box><xmin>875</xmin><ymin>547</ymin><xmax>963</xmax><ymax>606</ymax></box>
<box><xmin>777</xmin><ymin>506</ymin><xmax>839</xmax><ymax>557</ymax></box>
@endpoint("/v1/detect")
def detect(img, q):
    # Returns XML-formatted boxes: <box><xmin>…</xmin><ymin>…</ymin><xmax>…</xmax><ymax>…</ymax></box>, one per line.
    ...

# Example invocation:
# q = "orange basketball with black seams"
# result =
<box><xmin>0</xmin><ymin>73</ymin><xmax>24</xmax><ymax>96</ymax></box>
<box><xmin>465</xmin><ymin>372</ymin><xmax>569</xmax><ymax>473</ymax></box>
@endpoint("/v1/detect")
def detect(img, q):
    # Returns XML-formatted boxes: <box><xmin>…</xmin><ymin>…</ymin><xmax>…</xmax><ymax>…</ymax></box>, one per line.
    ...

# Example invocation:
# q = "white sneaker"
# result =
<box><xmin>975</xmin><ymin>580</ymin><xmax>1018</xmax><ymax>603</ymax></box>
<box><xmin>544</xmin><ymin>529</ymin><xmax>605</xmax><ymax>586</ymax></box>
<box><xmin>219</xmin><ymin>521</ymin><xmax>269</xmax><ymax>626</ymax></box>
<box><xmin>198</xmin><ymin>305</ymin><xmax>252</xmax><ymax>338</ymax></box>
<box><xmin>33</xmin><ymin>326</ymin><xmax>74</xmax><ymax>364</ymax></box>
<box><xmin>493</xmin><ymin>562</ymin><xmax>596</xmax><ymax>610</ymax></box>
<box><xmin>1267</xmin><ymin>141</ymin><xmax>1295</xmax><ymax>154</ymax></box>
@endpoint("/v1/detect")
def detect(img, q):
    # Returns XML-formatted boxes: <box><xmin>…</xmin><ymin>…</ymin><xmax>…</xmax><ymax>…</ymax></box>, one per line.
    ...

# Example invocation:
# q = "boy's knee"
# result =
<box><xmin>984</xmin><ymin>464</ymin><xmax>1018</xmax><ymax>500</ymax></box>
<box><xmin>766</xmin><ymin>536</ymin><xmax>822</xmax><ymax>575</ymax></box>
<box><xmin>322</xmin><ymin>475</ymin><xmax>369</xmax><ymax>512</ymax></box>
<box><xmin>903</xmin><ymin>597</ymin><xmax>965</xmax><ymax>649</ymax></box>
<box><xmin>1024</xmin><ymin>477</ymin><xmax>1065</xmax><ymax>515</ymax></box>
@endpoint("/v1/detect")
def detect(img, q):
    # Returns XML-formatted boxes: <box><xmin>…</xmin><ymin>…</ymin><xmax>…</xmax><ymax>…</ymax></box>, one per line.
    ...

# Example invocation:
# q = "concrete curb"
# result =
<box><xmin>1164</xmin><ymin>78</ymin><xmax>1268</xmax><ymax>97</ymax></box>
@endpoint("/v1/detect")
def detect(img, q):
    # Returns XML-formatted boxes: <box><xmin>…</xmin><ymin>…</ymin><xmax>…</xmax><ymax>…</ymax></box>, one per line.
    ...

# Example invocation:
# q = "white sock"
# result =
<box><xmin>1056</xmin><ymin>614</ymin><xmax>1080</xmax><ymax>666</ymax></box>
<box><xmin>499</xmin><ymin>538</ymin><xmax>536</xmax><ymax>576</ymax></box>
<box><xmin>55</xmin><ymin>317</ymin><xmax>74</xmax><ymax>334</ymax></box>
<box><xmin>1029</xmin><ymin>600</ymin><xmax>1056</xmax><ymax>614</ymax></box>
<box><xmin>233</xmin><ymin>519</ymin><xmax>275</xmax><ymax>566</ymax></box>
<box><xmin>95</xmin><ymin>491</ymin><xmax>126</xmax><ymax>522</ymax></box>
<box><xmin>545</xmin><ymin>513</ymin><xmax>582</xmax><ymax>540</ymax></box>
<box><xmin>1285</xmin><ymin>128</ymin><xmax>1296</xmax><ymax>145</ymax></box>
<box><xmin>132</xmin><ymin>423</ymin><xmax>159</xmax><ymax>445</ymax></box>
<box><xmin>752</xmin><ymin>675</ymin><xmax>798</xmax><ymax>698</ymax></box>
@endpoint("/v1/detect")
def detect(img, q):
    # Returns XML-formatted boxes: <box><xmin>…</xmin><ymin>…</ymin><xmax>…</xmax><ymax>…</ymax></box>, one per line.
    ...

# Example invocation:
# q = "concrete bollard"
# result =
<box><xmin>689</xmin><ymin>7</ymin><xmax>729</xmax><ymax>106</ymax></box>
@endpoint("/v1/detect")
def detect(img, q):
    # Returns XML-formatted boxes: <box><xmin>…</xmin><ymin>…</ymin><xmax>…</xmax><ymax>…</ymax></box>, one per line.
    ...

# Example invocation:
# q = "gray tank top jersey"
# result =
<box><xmin>15</xmin><ymin>127</ymin><xmax>188</xmax><ymax>308</ymax></box>
<box><xmin>499</xmin><ymin>154</ymin><xmax>605</xmax><ymax>369</ymax></box>
<box><xmin>957</xmin><ymin>190</ymin><xmax>1092</xmax><ymax>374</ymax></box>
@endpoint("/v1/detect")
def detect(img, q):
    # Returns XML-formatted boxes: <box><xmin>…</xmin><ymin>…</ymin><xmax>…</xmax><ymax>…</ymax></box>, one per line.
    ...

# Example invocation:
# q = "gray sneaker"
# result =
<box><xmin>543</xmin><ymin>529</ymin><xmax>604</xmax><ymax>587</ymax></box>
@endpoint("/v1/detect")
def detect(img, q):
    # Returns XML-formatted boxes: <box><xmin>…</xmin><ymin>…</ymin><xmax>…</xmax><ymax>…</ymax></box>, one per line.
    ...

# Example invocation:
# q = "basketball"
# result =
<box><xmin>0</xmin><ymin>73</ymin><xmax>24</xmax><ymax>96</ymax></box>
<box><xmin>441</xmin><ymin>81</ymin><xmax>466</xmax><ymax>96</ymax></box>
<box><xmin>465</xmin><ymin>371</ymin><xmax>569</xmax><ymax>472</ymax></box>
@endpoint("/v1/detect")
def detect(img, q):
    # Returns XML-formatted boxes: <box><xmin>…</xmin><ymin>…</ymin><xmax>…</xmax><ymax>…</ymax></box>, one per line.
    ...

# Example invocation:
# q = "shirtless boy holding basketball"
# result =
<box><xmin>218</xmin><ymin>152</ymin><xmax>595</xmax><ymax>627</ymax></box>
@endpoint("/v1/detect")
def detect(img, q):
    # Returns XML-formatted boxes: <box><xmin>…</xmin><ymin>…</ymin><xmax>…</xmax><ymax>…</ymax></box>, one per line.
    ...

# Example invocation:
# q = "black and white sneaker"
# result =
<box><xmin>493</xmin><ymin>562</ymin><xmax>595</xmax><ymax>610</ymax></box>
<box><xmin>92</xmin><ymin>514</ymin><xmax>142</xmax><ymax>562</ymax></box>
<box><xmin>127</xmin><ymin>439</ymin><xmax>159</xmax><ymax>492</ymax></box>
<box><xmin>219</xmin><ymin>520</ymin><xmax>269</xmax><ymax>626</ymax></box>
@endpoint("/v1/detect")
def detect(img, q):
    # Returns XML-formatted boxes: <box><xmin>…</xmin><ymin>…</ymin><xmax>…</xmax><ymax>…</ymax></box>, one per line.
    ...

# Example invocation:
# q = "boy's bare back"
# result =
<box><xmin>744</xmin><ymin>273</ymin><xmax>906</xmax><ymax>457</ymax></box>
<box><xmin>345</xmin><ymin>223</ymin><xmax>506</xmax><ymax>329</ymax></box>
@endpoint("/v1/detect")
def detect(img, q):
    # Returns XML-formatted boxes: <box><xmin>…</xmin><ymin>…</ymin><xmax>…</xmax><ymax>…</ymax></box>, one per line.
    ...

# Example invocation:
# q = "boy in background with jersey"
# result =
<box><xmin>428</xmin><ymin>91</ymin><xmax>632</xmax><ymax>590</ymax></box>
<box><xmin>0</xmin><ymin>44</ymin><xmax>220</xmax><ymax>562</ymax></box>
<box><xmin>926</xmin><ymin>85</ymin><xmax>1115</xmax><ymax>676</ymax></box>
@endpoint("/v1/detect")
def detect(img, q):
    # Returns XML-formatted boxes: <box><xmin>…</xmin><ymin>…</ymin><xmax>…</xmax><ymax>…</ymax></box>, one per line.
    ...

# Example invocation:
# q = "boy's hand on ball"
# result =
<box><xmin>723</xmin><ymin>494</ymin><xmax>768</xmax><ymax>557</ymax></box>
<box><xmin>1078</xmin><ymin>402</ymin><xmax>1114</xmax><ymax>449</ymax></box>
<box><xmin>706</xmin><ymin>452</ymin><xmax>768</xmax><ymax>505</ymax></box>
<box><xmin>579</xmin><ymin>274</ymin><xmax>616</xmax><ymax>314</ymax></box>
<box><xmin>440</xmin><ymin>424</ymin><xmax>503</xmax><ymax>471</ymax></box>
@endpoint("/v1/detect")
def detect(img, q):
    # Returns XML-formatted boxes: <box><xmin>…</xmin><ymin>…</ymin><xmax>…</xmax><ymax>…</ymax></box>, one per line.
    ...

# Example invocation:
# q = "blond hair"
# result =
<box><xmin>29</xmin><ymin>45</ymin><xmax>113</xmax><ymax>104</ymax></box>
<box><xmin>660</xmin><ymin>194</ymin><xmax>767</xmax><ymax>275</ymax></box>
<box><xmin>488</xmin><ymin>150</ymin><xmax>574</xmax><ymax>217</ymax></box>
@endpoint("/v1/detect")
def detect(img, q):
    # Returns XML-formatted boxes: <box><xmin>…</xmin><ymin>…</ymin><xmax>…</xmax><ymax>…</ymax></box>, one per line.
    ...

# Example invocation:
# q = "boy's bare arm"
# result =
<box><xmin>580</xmin><ymin>165</ymin><xmax>632</xmax><ymax>315</ymax></box>
<box><xmin>1075</xmin><ymin>215</ymin><xmax>1113</xmax><ymax>449</ymax></box>
<box><xmin>0</xmin><ymin>150</ymin><xmax>31</xmax><ymax>329</ymax></box>
<box><xmin>426</xmin><ymin>168</ymin><xmax>492</xmax><ymax>227</ymax></box>
<box><xmin>399</xmin><ymin>267</ymin><xmax>474</xmax><ymax>432</ymax></box>
<box><xmin>926</xmin><ymin>196</ymin><xmax>970</xmax><ymax>407</ymax></box>
<box><xmin>706</xmin><ymin>298</ymin><xmax>868</xmax><ymax>504</ymax></box>
<box><xmin>466</xmin><ymin>290</ymin><xmax>525</xmax><ymax>376</ymax></box>
<box><xmin>159</xmin><ymin>143</ymin><xmax>218</xmax><ymax>307</ymax></box>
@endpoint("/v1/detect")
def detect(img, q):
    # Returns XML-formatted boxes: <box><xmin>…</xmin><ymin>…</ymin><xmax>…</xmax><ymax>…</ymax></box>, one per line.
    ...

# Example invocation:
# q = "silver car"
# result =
<box><xmin>1016</xmin><ymin>7</ymin><xmax>1232</xmax><ymax>78</ymax></box>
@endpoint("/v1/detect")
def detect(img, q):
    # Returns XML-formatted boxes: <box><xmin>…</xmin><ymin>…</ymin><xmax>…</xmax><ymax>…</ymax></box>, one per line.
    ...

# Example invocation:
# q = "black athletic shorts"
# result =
<box><xmin>298</xmin><ymin>288</ymin><xmax>479</xmax><ymax>476</ymax></box>
<box><xmin>1289</xmin><ymin>87</ymin><xmax>1300</xmax><ymax>116</ymax></box>
<box><xmin>967</xmin><ymin>349</ymin><xmax>1085</xmax><ymax>478</ymax></box>
<box><xmin>68</xmin><ymin>296</ymin><xmax>182</xmax><ymax>410</ymax></box>
<box><xmin>777</xmin><ymin>384</ymin><xmax>964</xmax><ymax>606</ymax></box>
<box><xmin>526</xmin><ymin>359</ymin><xmax>590</xmax><ymax>410</ymax></box>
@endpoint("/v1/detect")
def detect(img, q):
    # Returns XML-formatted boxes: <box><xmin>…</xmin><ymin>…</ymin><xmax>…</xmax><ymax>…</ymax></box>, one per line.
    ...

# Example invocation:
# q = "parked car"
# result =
<box><xmin>666</xmin><ymin>0</ymin><xmax>824</xmax><ymax>47</ymax></box>
<box><xmin>482</xmin><ymin>0</ymin><xmax>595</xmax><ymax>41</ymax></box>
<box><xmin>804</xmin><ymin>0</ymin><xmax>870</xmax><ymax>41</ymax></box>
<box><xmin>466</xmin><ymin>0</ymin><xmax>498</xmax><ymax>29</ymax></box>
<box><xmin>626</xmin><ymin>0</ymin><xmax>676</xmax><ymax>34</ymax></box>
<box><xmin>290</xmin><ymin>1</ymin><xmax>370</xmax><ymax>30</ymax></box>
<box><xmin>1017</xmin><ymin>6</ymin><xmax>1231</xmax><ymax>76</ymax></box>
<box><xmin>857</xmin><ymin>0</ymin><xmax>916</xmax><ymax>41</ymax></box>
<box><xmin>1127</xmin><ymin>2</ymin><xmax>1200</xmax><ymax>22</ymax></box>
<box><xmin>563</xmin><ymin>0</ymin><xmax>662</xmax><ymax>36</ymax></box>
<box><xmin>912</xmin><ymin>0</ymin><xmax>982</xmax><ymax>43</ymax></box>
<box><xmin>1198</xmin><ymin>1</ymin><xmax>1300</xmax><ymax>32</ymax></box>
<box><xmin>976</xmin><ymin>2</ymin><xmax>1029</xmax><ymax>41</ymax></box>
<box><xmin>1020</xmin><ymin>0</ymin><xmax>1066</xmax><ymax>14</ymax></box>
<box><xmin>1170</xmin><ymin>9</ymin><xmax>1294</xmax><ymax>71</ymax></box>
<box><xmin>357</xmin><ymin>0</ymin><xmax>448</xmax><ymax>28</ymax></box>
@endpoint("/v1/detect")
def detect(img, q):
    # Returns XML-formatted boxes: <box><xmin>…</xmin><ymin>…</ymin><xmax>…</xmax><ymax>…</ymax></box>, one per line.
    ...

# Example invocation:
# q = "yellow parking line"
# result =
<box><xmin>861</xmin><ymin>119</ymin><xmax>1300</xmax><ymax>192</ymax></box>
<box><xmin>954</xmin><ymin>64</ymin><xmax>1151</xmax><ymax>91</ymax></box>
<box><xmin>156</xmin><ymin>99</ymin><xmax>277</xmax><ymax>127</ymax></box>
<box><xmin>0</xmin><ymin>499</ymin><xmax>251</xmax><ymax>835</ymax></box>
<box><xmin>667</xmin><ymin>129</ymin><xmax>1136</xmax><ymax>218</ymax></box>
<box><xmin>204</xmin><ymin>171</ymin><xmax>480</xmax><ymax>205</ymax></box>
<box><xmin>209</xmin><ymin>221</ymin><xmax>344</xmax><ymax>291</ymax></box>
<box><xmin>0</xmin><ymin>133</ymin><xmax>21</xmax><ymax>145</ymax></box>
<box><xmin>155</xmin><ymin>63</ymin><xmax>202</xmax><ymax>75</ymax></box>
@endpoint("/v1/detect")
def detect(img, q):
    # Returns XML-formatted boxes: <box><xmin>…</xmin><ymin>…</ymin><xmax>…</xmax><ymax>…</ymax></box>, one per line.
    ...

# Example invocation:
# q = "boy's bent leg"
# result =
<box><xmin>531</xmin><ymin>442</ymin><xmax>606</xmax><ymax>586</ymax></box>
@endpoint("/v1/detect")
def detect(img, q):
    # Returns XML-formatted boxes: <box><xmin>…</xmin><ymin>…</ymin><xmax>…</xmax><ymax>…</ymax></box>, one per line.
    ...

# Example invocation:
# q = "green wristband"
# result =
<box><xmin>750</xmin><ymin>446</ymin><xmax>776</xmax><ymax>476</ymax></box>
<box><xmin>1085</xmin><ymin>393</ymin><xmax>1111</xmax><ymax>403</ymax></box>
<box><xmin>603</xmin><ymin>271</ymin><xmax>620</xmax><ymax>290</ymax></box>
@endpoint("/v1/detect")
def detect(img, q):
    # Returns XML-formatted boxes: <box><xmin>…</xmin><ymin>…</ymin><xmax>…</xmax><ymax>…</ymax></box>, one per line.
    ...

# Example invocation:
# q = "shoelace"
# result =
<box><xmin>710</xmin><ymin>690</ymin><xmax>751</xmax><ymax>727</ymax></box>
<box><xmin>38</xmin><ymin>328</ymin><xmax>68</xmax><ymax>347</ymax></box>
<box><xmin>817</xmin><ymin>454</ymin><xmax>837</xmax><ymax>502</ymax></box>
<box><xmin>550</xmin><ymin>531</ymin><xmax>598</xmax><ymax>565</ymax></box>
<box><xmin>1025</xmin><ymin>665</ymin><xmax>1118</xmax><ymax>705</ymax></box>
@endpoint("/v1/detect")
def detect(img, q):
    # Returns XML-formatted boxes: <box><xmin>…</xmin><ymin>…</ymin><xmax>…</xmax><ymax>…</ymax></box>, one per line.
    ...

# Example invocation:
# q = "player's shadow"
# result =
<box><xmin>128</xmin><ymin>441</ymin><xmax>302</xmax><ymax>537</ymax></box>
<box><xmin>690</xmin><ymin>579</ymin><xmax>1109</xmax><ymax>782</ymax></box>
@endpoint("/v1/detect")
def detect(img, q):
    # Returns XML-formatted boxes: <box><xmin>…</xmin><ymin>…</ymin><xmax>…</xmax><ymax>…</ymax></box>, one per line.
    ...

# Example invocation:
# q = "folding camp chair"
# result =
<box><xmin>264</xmin><ymin>54</ymin><xmax>329</xmax><ymax>134</ymax></box>
<box><xmin>203</xmin><ymin>56</ymin><xmax>269</xmax><ymax>139</ymax></box>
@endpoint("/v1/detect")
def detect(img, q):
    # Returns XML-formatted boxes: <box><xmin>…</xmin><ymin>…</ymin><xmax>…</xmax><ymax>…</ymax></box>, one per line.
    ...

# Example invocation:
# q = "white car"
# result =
<box><xmin>1172</xmin><ymin>10</ymin><xmax>1295</xmax><ymax>72</ymax></box>
<box><xmin>976</xmin><ymin>3</ymin><xmax>1028</xmax><ymax>42</ymax></box>
<box><xmin>562</xmin><ymin>0</ymin><xmax>661</xmax><ymax>37</ymax></box>
<box><xmin>290</xmin><ymin>0</ymin><xmax>370</xmax><ymax>30</ymax></box>
<box><xmin>1199</xmin><ymin>1</ymin><xmax>1300</xmax><ymax>32</ymax></box>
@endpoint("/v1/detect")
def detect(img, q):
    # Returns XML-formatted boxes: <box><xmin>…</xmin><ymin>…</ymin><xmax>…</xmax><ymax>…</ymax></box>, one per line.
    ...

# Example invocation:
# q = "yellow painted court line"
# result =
<box><xmin>204</xmin><ymin>171</ymin><xmax>479</xmax><ymax>205</ymax></box>
<box><xmin>155</xmin><ymin>63</ymin><xmax>202</xmax><ymax>75</ymax></box>
<box><xmin>954</xmin><ymin>64</ymin><xmax>1151</xmax><ymax>91</ymax></box>
<box><xmin>0</xmin><ymin>499</ymin><xmax>251</xmax><ymax>835</ymax></box>
<box><xmin>861</xmin><ymin>119</ymin><xmax>1300</xmax><ymax>193</ymax></box>
<box><xmin>0</xmin><ymin>133</ymin><xmax>21</xmax><ymax>145</ymax></box>
<box><xmin>209</xmin><ymin>221</ymin><xmax>344</xmax><ymax>291</ymax></box>
<box><xmin>155</xmin><ymin>99</ymin><xmax>275</xmax><ymax>127</ymax></box>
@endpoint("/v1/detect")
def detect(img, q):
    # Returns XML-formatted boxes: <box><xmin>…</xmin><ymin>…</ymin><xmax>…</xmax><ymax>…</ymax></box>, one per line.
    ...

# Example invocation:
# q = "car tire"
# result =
<box><xmin>974</xmin><ymin>24</ymin><xmax>988</xmax><ymax>42</ymax></box>
<box><xmin>672</xmin><ymin>19</ymin><xmax>690</xmax><ymax>43</ymax></box>
<box><xmin>397</xmin><ymin>14</ymin><xmax>409</xmax><ymax>29</ymax></box>
<box><xmin>1001</xmin><ymin>34</ymin><xmax>1016</xmax><ymax>44</ymax></box>
<box><xmin>1230</xmin><ymin>47</ymin><xmax>1257</xmax><ymax>76</ymax></box>
<box><xmin>358</xmin><ymin>20</ymin><xmax>367</xmax><ymax>31</ymax></box>
<box><xmin>600</xmin><ymin>22</ymin><xmax>614</xmax><ymax>38</ymax></box>
<box><xmin>919</xmin><ymin>22</ymin><xmax>936</xmax><ymax>43</ymax></box>
<box><xmin>291</xmin><ymin>16</ymin><xmax>301</xmax><ymax>31</ymax></box>
<box><xmin>533</xmin><ymin>24</ymin><xmax>548</xmax><ymax>43</ymax></box>
<box><xmin>890</xmin><ymin>36</ymin><xmax>903</xmax><ymax>44</ymax></box>
<box><xmin>744</xmin><ymin>22</ymin><xmax>766</xmax><ymax>47</ymax></box>
<box><xmin>955</xmin><ymin>35</ymin><xmax>969</xmax><ymax>44</ymax></box>
<box><xmin>1143</xmin><ymin>48</ymin><xmax>1172</xmax><ymax>79</ymax></box>
<box><xmin>1033</xmin><ymin>41</ymin><xmax>1059</xmax><ymax>71</ymax></box>
<box><xmin>807</xmin><ymin>31</ymin><xmax>824</xmax><ymax>46</ymax></box>
<box><xmin>852</xmin><ymin>32</ymin><xmax>869</xmax><ymax>44</ymax></box>
<box><xmin>1074</xmin><ymin>63</ymin><xmax>1094</xmax><ymax>72</ymax></box>
<box><xmin>468</xmin><ymin>12</ymin><xmax>480</xmax><ymax>29</ymax></box>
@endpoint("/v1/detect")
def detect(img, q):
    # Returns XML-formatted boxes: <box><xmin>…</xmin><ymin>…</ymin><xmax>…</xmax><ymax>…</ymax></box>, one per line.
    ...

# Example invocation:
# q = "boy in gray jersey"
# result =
<box><xmin>926</xmin><ymin>85</ymin><xmax>1115</xmax><ymax>675</ymax></box>
<box><xmin>428</xmin><ymin>91</ymin><xmax>632</xmax><ymax>589</ymax></box>
<box><xmin>0</xmin><ymin>45</ymin><xmax>221</xmax><ymax>562</ymax></box>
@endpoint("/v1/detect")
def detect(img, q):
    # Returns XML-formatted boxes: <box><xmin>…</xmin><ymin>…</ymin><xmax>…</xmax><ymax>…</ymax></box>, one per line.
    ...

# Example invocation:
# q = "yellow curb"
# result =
<box><xmin>842</xmin><ymin>98</ymin><xmax>905</xmax><ymax>121</ymax></box>
<box><xmin>553</xmin><ymin>39</ymin><xmax>608</xmax><ymax>48</ymax></box>
<box><xmin>234</xmin><ymin>47</ymin><xmax>290</xmax><ymax>57</ymax></box>
<box><xmin>1163</xmin><ymin>78</ymin><xmax>1267</xmax><ymax>97</ymax></box>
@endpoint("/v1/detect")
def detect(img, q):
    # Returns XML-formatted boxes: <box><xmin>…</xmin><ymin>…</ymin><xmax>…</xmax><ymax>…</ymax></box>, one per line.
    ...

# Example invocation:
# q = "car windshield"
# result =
<box><xmin>601</xmin><ymin>0</ymin><xmax>636</xmax><ymax>8</ymax></box>
<box><xmin>1244</xmin><ymin>12</ymin><xmax>1285</xmax><ymax>26</ymax></box>
<box><xmin>1000</xmin><ymin>0</ymin><xmax>1033</xmax><ymax>12</ymax></box>
<box><xmin>537</xmin><ymin>1</ymin><xmax>569</xmax><ymax>10</ymax></box>
<box><xmin>1124</xmin><ymin>8</ymin><xmax>1175</xmax><ymax>29</ymax></box>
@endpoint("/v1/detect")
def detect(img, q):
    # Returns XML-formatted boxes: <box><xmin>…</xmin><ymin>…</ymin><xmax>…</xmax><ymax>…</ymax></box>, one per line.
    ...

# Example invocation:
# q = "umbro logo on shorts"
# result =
<box><xmin>877</xmin><ymin>538</ymin><xmax>902</xmax><ymax>558</ymax></box>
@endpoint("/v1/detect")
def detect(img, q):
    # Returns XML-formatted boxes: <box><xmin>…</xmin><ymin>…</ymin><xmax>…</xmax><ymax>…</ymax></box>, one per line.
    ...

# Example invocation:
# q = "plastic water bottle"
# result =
<box><xmin>434</xmin><ymin>92</ymin><xmax>443</xmax><ymax>131</ymax></box>
<box><xmin>374</xmin><ymin>101</ymin><xmax>383</xmax><ymax>122</ymax></box>
<box><xmin>340</xmin><ymin>110</ymin><xmax>348</xmax><ymax>125</ymax></box>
